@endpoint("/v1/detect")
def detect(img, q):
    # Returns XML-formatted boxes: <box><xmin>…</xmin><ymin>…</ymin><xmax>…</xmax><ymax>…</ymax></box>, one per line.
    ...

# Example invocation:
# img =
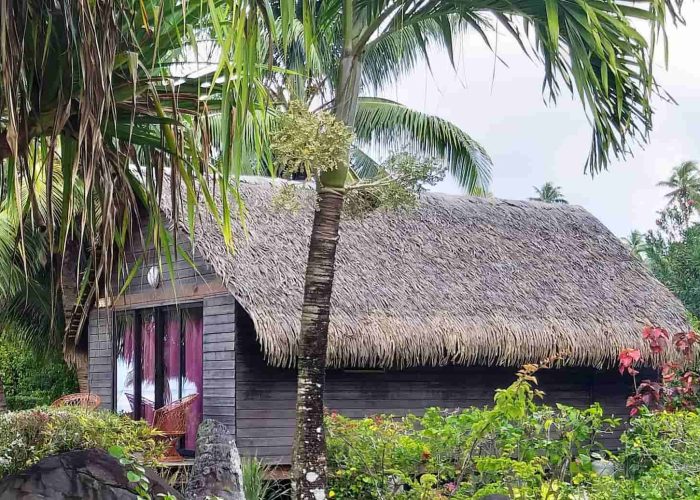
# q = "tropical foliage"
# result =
<box><xmin>0</xmin><ymin>165</ymin><xmax>85</xmax><ymax>407</ymax></box>
<box><xmin>0</xmin><ymin>339</ymin><xmax>77</xmax><ymax>410</ymax></box>
<box><xmin>242</xmin><ymin>458</ymin><xmax>290</xmax><ymax>500</ymax></box>
<box><xmin>326</xmin><ymin>364</ymin><xmax>700</xmax><ymax>499</ymax></box>
<box><xmin>622</xmin><ymin>230</ymin><xmax>647</xmax><ymax>260</ymax></box>
<box><xmin>531</xmin><ymin>182</ymin><xmax>568</xmax><ymax>204</ymax></box>
<box><xmin>631</xmin><ymin>160</ymin><xmax>700</xmax><ymax>316</ymax></box>
<box><xmin>618</xmin><ymin>324</ymin><xmax>700</xmax><ymax>416</ymax></box>
<box><xmin>0</xmin><ymin>0</ymin><xmax>689</xmax><ymax>496</ymax></box>
<box><xmin>0</xmin><ymin>407</ymin><xmax>164</xmax><ymax>477</ymax></box>
<box><xmin>645</xmin><ymin>226</ymin><xmax>700</xmax><ymax>319</ymax></box>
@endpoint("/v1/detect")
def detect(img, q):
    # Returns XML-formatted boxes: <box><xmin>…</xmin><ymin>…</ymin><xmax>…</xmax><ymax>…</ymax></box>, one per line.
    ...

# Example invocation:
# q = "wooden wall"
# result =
<box><xmin>87</xmin><ymin>307</ymin><xmax>113</xmax><ymax>409</ymax></box>
<box><xmin>202</xmin><ymin>294</ymin><xmax>236</xmax><ymax>428</ymax></box>
<box><xmin>86</xmin><ymin>224</ymin><xmax>237</xmax><ymax>430</ymax></box>
<box><xmin>235</xmin><ymin>307</ymin><xmax>635</xmax><ymax>464</ymax></box>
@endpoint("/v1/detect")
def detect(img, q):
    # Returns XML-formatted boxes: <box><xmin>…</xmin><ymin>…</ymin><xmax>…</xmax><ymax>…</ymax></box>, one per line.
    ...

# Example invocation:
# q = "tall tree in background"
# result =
<box><xmin>641</xmin><ymin>160</ymin><xmax>700</xmax><ymax>318</ymax></box>
<box><xmin>658</xmin><ymin>160</ymin><xmax>700</xmax><ymax>206</ymax></box>
<box><xmin>256</xmin><ymin>0</ymin><xmax>685</xmax><ymax>497</ymax></box>
<box><xmin>531</xmin><ymin>182</ymin><xmax>568</xmax><ymax>204</ymax></box>
<box><xmin>657</xmin><ymin>160</ymin><xmax>700</xmax><ymax>230</ymax></box>
<box><xmin>622</xmin><ymin>230</ymin><xmax>648</xmax><ymax>260</ymax></box>
<box><xmin>646</xmin><ymin>225</ymin><xmax>700</xmax><ymax>319</ymax></box>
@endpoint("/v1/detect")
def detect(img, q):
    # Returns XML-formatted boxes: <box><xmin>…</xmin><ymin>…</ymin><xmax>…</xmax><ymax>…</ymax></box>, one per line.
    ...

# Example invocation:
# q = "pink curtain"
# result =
<box><xmin>122</xmin><ymin>324</ymin><xmax>135</xmax><ymax>364</ymax></box>
<box><xmin>116</xmin><ymin>320</ymin><xmax>135</xmax><ymax>415</ymax></box>
<box><xmin>141</xmin><ymin>317</ymin><xmax>156</xmax><ymax>424</ymax></box>
<box><xmin>183</xmin><ymin>310</ymin><xmax>203</xmax><ymax>449</ymax></box>
<box><xmin>163</xmin><ymin>314</ymin><xmax>181</xmax><ymax>405</ymax></box>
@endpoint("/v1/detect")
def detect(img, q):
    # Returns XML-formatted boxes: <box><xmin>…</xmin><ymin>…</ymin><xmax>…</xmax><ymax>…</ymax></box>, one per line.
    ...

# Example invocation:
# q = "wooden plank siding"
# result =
<box><xmin>234</xmin><ymin>306</ymin><xmax>635</xmax><ymax>464</ymax></box>
<box><xmin>87</xmin><ymin>307</ymin><xmax>114</xmax><ymax>410</ymax></box>
<box><xmin>203</xmin><ymin>294</ymin><xmax>236</xmax><ymax>428</ymax></box>
<box><xmin>103</xmin><ymin>229</ymin><xmax>226</xmax><ymax>310</ymax></box>
<box><xmin>86</xmin><ymin>220</ymin><xmax>237</xmax><ymax>433</ymax></box>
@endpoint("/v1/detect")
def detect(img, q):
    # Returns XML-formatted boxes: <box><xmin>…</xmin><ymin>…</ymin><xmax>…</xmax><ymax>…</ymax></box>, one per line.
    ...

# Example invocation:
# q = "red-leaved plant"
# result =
<box><xmin>619</xmin><ymin>326</ymin><xmax>700</xmax><ymax>415</ymax></box>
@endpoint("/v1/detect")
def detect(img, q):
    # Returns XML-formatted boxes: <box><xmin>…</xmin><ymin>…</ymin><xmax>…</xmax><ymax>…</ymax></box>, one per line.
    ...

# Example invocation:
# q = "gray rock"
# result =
<box><xmin>185</xmin><ymin>419</ymin><xmax>245</xmax><ymax>500</ymax></box>
<box><xmin>0</xmin><ymin>448</ymin><xmax>180</xmax><ymax>499</ymax></box>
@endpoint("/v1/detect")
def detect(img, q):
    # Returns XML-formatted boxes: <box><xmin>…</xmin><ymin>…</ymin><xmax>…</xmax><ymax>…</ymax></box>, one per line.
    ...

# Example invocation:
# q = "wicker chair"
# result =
<box><xmin>51</xmin><ymin>393</ymin><xmax>101</xmax><ymax>410</ymax></box>
<box><xmin>125</xmin><ymin>392</ymin><xmax>156</xmax><ymax>424</ymax></box>
<box><xmin>152</xmin><ymin>393</ymin><xmax>199</xmax><ymax>462</ymax></box>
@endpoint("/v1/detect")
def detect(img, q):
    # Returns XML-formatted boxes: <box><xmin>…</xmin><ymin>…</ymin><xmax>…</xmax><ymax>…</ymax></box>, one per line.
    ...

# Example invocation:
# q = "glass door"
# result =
<box><xmin>161</xmin><ymin>306</ymin><xmax>203</xmax><ymax>449</ymax></box>
<box><xmin>114</xmin><ymin>305</ymin><xmax>203</xmax><ymax>450</ymax></box>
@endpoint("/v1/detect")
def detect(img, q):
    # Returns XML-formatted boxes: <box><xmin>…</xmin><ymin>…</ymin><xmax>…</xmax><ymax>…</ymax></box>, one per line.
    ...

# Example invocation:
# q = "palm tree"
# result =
<box><xmin>658</xmin><ymin>161</ymin><xmax>700</xmax><ymax>205</ymax></box>
<box><xmin>531</xmin><ymin>182</ymin><xmax>568</xmax><ymax>204</ymax></box>
<box><xmin>623</xmin><ymin>230</ymin><xmax>648</xmax><ymax>260</ymax></box>
<box><xmin>222</xmin><ymin>0</ymin><xmax>682</xmax><ymax>496</ymax></box>
<box><xmin>0</xmin><ymin>0</ymin><xmax>239</xmax><ymax>377</ymax></box>
<box><xmin>0</xmin><ymin>166</ymin><xmax>70</xmax><ymax>409</ymax></box>
<box><xmin>657</xmin><ymin>161</ymin><xmax>700</xmax><ymax>229</ymax></box>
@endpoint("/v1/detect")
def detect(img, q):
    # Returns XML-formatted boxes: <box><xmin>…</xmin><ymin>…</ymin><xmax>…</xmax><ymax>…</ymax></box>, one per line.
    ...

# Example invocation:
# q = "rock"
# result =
<box><xmin>0</xmin><ymin>448</ymin><xmax>180</xmax><ymax>499</ymax></box>
<box><xmin>185</xmin><ymin>419</ymin><xmax>245</xmax><ymax>500</ymax></box>
<box><xmin>592</xmin><ymin>458</ymin><xmax>615</xmax><ymax>476</ymax></box>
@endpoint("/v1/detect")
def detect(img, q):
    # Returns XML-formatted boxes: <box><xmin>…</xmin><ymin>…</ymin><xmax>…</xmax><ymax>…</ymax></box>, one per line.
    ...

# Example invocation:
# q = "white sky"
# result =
<box><xmin>387</xmin><ymin>3</ymin><xmax>700</xmax><ymax>237</ymax></box>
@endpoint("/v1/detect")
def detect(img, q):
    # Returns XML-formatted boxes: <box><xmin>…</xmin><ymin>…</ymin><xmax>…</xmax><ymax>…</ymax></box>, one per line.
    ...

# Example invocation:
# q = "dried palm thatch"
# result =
<box><xmin>162</xmin><ymin>177</ymin><xmax>689</xmax><ymax>369</ymax></box>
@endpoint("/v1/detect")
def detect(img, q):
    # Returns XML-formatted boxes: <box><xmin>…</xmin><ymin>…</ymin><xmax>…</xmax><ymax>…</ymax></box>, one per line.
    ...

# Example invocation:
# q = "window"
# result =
<box><xmin>114</xmin><ymin>304</ymin><xmax>203</xmax><ymax>451</ymax></box>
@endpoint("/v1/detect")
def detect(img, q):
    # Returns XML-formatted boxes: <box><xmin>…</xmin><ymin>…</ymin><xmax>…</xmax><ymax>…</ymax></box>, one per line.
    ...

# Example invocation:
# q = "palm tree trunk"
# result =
<box><xmin>71</xmin><ymin>348</ymin><xmax>89</xmax><ymax>393</ymax></box>
<box><xmin>291</xmin><ymin>188</ymin><xmax>345</xmax><ymax>499</ymax></box>
<box><xmin>60</xmin><ymin>238</ymin><xmax>92</xmax><ymax>393</ymax></box>
<box><xmin>291</xmin><ymin>29</ymin><xmax>362</xmax><ymax>497</ymax></box>
<box><xmin>0</xmin><ymin>375</ymin><xmax>8</xmax><ymax>412</ymax></box>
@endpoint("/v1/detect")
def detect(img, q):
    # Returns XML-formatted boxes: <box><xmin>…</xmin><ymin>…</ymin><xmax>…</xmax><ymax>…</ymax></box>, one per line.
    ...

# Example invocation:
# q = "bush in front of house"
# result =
<box><xmin>327</xmin><ymin>363</ymin><xmax>620</xmax><ymax>499</ymax></box>
<box><xmin>326</xmin><ymin>366</ymin><xmax>700</xmax><ymax>499</ymax></box>
<box><xmin>0</xmin><ymin>406</ymin><xmax>165</xmax><ymax>477</ymax></box>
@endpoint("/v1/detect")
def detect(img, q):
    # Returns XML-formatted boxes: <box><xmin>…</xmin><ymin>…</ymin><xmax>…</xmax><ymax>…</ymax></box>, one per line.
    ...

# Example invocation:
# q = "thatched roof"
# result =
<box><xmin>161</xmin><ymin>177</ymin><xmax>689</xmax><ymax>369</ymax></box>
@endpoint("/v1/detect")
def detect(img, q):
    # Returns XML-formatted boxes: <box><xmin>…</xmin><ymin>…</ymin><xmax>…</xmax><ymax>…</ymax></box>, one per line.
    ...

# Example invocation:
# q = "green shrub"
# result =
<box><xmin>0</xmin><ymin>339</ymin><xmax>78</xmax><ymax>410</ymax></box>
<box><xmin>326</xmin><ymin>364</ymin><xmax>619</xmax><ymax>499</ymax></box>
<box><xmin>0</xmin><ymin>406</ymin><xmax>165</xmax><ymax>477</ymax></box>
<box><xmin>620</xmin><ymin>408</ymin><xmax>700</xmax><ymax>478</ymax></box>
<box><xmin>326</xmin><ymin>365</ymin><xmax>700</xmax><ymax>500</ymax></box>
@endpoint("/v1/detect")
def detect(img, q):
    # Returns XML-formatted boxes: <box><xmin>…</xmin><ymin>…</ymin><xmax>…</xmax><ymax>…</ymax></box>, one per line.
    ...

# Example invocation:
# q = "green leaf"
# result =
<box><xmin>127</xmin><ymin>470</ymin><xmax>142</xmax><ymax>483</ymax></box>
<box><xmin>354</xmin><ymin>97</ymin><xmax>491</xmax><ymax>192</ymax></box>
<box><xmin>544</xmin><ymin>0</ymin><xmax>560</xmax><ymax>50</ymax></box>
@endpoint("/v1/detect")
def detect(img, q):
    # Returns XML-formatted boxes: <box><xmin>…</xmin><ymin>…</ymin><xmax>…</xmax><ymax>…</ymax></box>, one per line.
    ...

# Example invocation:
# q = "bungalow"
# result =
<box><xmin>86</xmin><ymin>177</ymin><xmax>688</xmax><ymax>462</ymax></box>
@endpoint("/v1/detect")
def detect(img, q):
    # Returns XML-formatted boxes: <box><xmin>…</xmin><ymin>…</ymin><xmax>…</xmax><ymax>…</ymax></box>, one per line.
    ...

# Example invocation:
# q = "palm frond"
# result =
<box><xmin>350</xmin><ymin>147</ymin><xmax>382</xmax><ymax>178</ymax></box>
<box><xmin>354</xmin><ymin>97</ymin><xmax>491</xmax><ymax>192</ymax></box>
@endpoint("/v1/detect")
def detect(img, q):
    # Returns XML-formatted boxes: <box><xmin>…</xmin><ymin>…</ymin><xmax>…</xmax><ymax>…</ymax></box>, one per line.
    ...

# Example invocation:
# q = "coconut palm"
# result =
<box><xmin>658</xmin><ymin>161</ymin><xmax>700</xmax><ymax>206</ymax></box>
<box><xmin>623</xmin><ymin>230</ymin><xmax>648</xmax><ymax>260</ymax></box>
<box><xmin>215</xmin><ymin>0</ymin><xmax>682</xmax><ymax>496</ymax></box>
<box><xmin>531</xmin><ymin>182</ymin><xmax>568</xmax><ymax>204</ymax></box>
<box><xmin>0</xmin><ymin>164</ymin><xmax>74</xmax><ymax>409</ymax></box>
<box><xmin>252</xmin><ymin>20</ymin><xmax>492</xmax><ymax>187</ymax></box>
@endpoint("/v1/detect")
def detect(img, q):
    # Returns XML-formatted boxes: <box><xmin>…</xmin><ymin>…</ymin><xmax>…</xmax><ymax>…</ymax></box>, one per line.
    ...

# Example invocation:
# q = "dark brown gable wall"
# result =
<box><xmin>235</xmin><ymin>307</ymin><xmax>635</xmax><ymax>464</ymax></box>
